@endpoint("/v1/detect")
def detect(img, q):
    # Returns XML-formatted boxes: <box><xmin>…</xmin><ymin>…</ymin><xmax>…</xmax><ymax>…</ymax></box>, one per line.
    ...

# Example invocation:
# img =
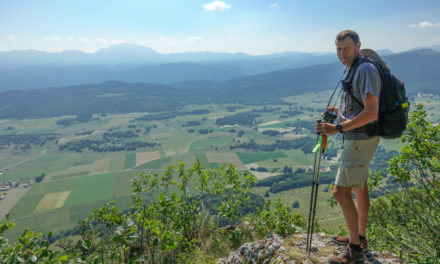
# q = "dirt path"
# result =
<box><xmin>185</xmin><ymin>135</ymin><xmax>209</xmax><ymax>153</ymax></box>
<box><xmin>185</xmin><ymin>132</ymin><xmax>231</xmax><ymax>153</ymax></box>
<box><xmin>0</xmin><ymin>187</ymin><xmax>30</xmax><ymax>220</ymax></box>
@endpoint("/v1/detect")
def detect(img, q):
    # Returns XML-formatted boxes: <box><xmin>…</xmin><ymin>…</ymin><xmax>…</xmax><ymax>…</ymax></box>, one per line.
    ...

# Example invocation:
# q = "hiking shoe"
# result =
<box><xmin>328</xmin><ymin>245</ymin><xmax>365</xmax><ymax>264</ymax></box>
<box><xmin>331</xmin><ymin>235</ymin><xmax>368</xmax><ymax>250</ymax></box>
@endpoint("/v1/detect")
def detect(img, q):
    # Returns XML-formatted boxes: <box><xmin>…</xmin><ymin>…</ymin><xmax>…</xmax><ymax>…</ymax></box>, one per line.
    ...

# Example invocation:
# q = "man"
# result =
<box><xmin>315</xmin><ymin>30</ymin><xmax>381</xmax><ymax>263</ymax></box>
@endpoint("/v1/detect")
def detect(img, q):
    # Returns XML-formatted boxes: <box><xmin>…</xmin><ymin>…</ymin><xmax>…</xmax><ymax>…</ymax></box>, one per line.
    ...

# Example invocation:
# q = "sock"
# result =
<box><xmin>359</xmin><ymin>235</ymin><xmax>366</xmax><ymax>241</ymax></box>
<box><xmin>349</xmin><ymin>243</ymin><xmax>362</xmax><ymax>253</ymax></box>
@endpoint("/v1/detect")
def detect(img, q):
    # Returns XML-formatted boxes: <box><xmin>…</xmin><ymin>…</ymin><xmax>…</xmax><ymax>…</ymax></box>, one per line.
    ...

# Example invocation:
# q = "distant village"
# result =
<box><xmin>0</xmin><ymin>167</ymin><xmax>30</xmax><ymax>200</ymax></box>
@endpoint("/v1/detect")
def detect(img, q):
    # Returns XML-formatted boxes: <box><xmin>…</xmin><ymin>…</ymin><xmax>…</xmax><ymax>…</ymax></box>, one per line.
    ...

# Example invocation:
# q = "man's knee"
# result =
<box><xmin>354</xmin><ymin>183</ymin><xmax>371</xmax><ymax>210</ymax></box>
<box><xmin>332</xmin><ymin>185</ymin><xmax>352</xmax><ymax>204</ymax></box>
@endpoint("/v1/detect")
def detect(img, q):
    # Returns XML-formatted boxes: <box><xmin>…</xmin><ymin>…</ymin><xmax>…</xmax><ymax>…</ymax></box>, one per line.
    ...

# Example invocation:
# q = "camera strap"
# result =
<box><xmin>327</xmin><ymin>69</ymin><xmax>347</xmax><ymax>112</ymax></box>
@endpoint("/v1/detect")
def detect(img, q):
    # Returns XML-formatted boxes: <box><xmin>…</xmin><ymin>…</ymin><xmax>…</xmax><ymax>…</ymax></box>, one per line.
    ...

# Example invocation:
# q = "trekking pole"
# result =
<box><xmin>306</xmin><ymin>120</ymin><xmax>324</xmax><ymax>256</ymax></box>
<box><xmin>309</xmin><ymin>132</ymin><xmax>324</xmax><ymax>255</ymax></box>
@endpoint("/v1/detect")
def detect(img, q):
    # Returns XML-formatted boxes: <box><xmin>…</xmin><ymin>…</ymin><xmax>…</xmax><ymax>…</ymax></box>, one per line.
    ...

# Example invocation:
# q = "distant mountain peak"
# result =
<box><xmin>94</xmin><ymin>44</ymin><xmax>161</xmax><ymax>56</ymax></box>
<box><xmin>376</xmin><ymin>49</ymin><xmax>393</xmax><ymax>56</ymax></box>
<box><xmin>401</xmin><ymin>48</ymin><xmax>439</xmax><ymax>56</ymax></box>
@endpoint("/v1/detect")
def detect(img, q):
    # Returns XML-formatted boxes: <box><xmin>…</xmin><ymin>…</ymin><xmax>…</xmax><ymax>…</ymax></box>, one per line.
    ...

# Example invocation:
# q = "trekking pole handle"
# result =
<box><xmin>316</xmin><ymin>119</ymin><xmax>321</xmax><ymax>135</ymax></box>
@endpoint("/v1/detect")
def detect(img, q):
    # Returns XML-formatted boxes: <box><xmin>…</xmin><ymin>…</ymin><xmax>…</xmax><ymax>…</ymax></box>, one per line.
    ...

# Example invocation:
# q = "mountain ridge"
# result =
<box><xmin>0</xmin><ymin>48</ymin><xmax>439</xmax><ymax>119</ymax></box>
<box><xmin>0</xmin><ymin>48</ymin><xmax>438</xmax><ymax>92</ymax></box>
<box><xmin>1</xmin><ymin>43</ymin><xmax>437</xmax><ymax>68</ymax></box>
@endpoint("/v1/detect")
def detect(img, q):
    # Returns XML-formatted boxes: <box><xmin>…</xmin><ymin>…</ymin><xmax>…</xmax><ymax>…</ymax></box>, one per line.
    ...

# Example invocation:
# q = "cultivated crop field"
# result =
<box><xmin>0</xmin><ymin>92</ymin><xmax>414</xmax><ymax>241</ymax></box>
<box><xmin>33</xmin><ymin>191</ymin><xmax>70</xmax><ymax>214</ymax></box>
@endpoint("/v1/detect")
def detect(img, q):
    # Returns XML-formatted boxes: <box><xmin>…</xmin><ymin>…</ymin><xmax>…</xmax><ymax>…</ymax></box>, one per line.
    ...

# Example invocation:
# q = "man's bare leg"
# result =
<box><xmin>332</xmin><ymin>185</ymin><xmax>360</xmax><ymax>244</ymax></box>
<box><xmin>353</xmin><ymin>182</ymin><xmax>370</xmax><ymax>237</ymax></box>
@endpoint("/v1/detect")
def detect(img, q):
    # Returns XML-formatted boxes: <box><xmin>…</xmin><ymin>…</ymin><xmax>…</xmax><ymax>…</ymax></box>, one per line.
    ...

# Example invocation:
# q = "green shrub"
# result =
<box><xmin>0</xmin><ymin>160</ymin><xmax>257</xmax><ymax>263</ymax></box>
<box><xmin>245</xmin><ymin>199</ymin><xmax>305</xmax><ymax>237</ymax></box>
<box><xmin>368</xmin><ymin>104</ymin><xmax>440</xmax><ymax>263</ymax></box>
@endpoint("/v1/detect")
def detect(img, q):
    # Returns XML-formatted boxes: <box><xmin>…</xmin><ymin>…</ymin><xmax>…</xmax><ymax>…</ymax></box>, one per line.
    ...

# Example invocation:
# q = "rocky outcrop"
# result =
<box><xmin>218</xmin><ymin>232</ymin><xmax>405</xmax><ymax>264</ymax></box>
<box><xmin>217</xmin><ymin>234</ymin><xmax>294</xmax><ymax>264</ymax></box>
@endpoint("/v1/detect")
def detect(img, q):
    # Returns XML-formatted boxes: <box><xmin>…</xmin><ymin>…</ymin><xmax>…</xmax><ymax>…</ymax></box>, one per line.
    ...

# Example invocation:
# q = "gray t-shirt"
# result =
<box><xmin>338</xmin><ymin>60</ymin><xmax>381</xmax><ymax>140</ymax></box>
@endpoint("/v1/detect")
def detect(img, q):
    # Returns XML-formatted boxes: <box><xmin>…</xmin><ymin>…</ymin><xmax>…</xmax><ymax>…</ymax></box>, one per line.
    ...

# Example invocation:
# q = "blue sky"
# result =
<box><xmin>1</xmin><ymin>0</ymin><xmax>440</xmax><ymax>54</ymax></box>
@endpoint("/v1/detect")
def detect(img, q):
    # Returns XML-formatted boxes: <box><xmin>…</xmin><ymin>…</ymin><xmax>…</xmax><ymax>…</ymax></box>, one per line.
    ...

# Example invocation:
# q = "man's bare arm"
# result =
<box><xmin>339</xmin><ymin>93</ymin><xmax>378</xmax><ymax>131</ymax></box>
<box><xmin>315</xmin><ymin>93</ymin><xmax>378</xmax><ymax>135</ymax></box>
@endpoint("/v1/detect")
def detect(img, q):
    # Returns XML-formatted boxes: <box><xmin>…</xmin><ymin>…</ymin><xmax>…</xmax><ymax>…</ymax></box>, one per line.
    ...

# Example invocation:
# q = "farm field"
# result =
<box><xmin>206</xmin><ymin>152</ymin><xmax>247</xmax><ymax>170</ymax></box>
<box><xmin>0</xmin><ymin>92</ymin><xmax>419</xmax><ymax>241</ymax></box>
<box><xmin>33</xmin><ymin>191</ymin><xmax>70</xmax><ymax>214</ymax></box>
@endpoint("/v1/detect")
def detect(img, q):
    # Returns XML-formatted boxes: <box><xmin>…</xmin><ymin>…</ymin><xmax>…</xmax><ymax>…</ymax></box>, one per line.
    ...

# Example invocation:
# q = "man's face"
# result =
<box><xmin>336</xmin><ymin>37</ymin><xmax>360</xmax><ymax>68</ymax></box>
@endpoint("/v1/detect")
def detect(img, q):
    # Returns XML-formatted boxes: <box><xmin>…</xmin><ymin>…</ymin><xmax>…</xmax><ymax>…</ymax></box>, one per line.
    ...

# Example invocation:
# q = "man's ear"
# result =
<box><xmin>356</xmin><ymin>41</ymin><xmax>361</xmax><ymax>50</ymax></box>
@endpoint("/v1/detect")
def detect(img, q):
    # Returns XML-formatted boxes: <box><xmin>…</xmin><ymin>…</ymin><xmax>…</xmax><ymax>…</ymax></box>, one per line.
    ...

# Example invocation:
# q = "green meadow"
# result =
<box><xmin>124</xmin><ymin>152</ymin><xmax>136</xmax><ymax>169</ymax></box>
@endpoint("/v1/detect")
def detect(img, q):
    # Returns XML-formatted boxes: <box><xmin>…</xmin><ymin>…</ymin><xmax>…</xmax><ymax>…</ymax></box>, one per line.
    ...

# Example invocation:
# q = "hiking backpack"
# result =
<box><xmin>343</xmin><ymin>56</ymin><xmax>410</xmax><ymax>139</ymax></box>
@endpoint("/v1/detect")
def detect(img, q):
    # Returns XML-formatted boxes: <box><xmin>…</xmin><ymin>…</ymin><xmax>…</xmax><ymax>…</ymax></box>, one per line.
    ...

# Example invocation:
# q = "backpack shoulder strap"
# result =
<box><xmin>344</xmin><ymin>56</ymin><xmax>372</xmax><ymax>83</ymax></box>
<box><xmin>342</xmin><ymin>56</ymin><xmax>368</xmax><ymax>107</ymax></box>
<box><xmin>343</xmin><ymin>56</ymin><xmax>382</xmax><ymax>108</ymax></box>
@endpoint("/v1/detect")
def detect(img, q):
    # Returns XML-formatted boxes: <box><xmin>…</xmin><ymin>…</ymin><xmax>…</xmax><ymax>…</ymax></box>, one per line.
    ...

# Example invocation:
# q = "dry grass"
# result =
<box><xmin>0</xmin><ymin>188</ymin><xmax>30</xmax><ymax>220</ymax></box>
<box><xmin>45</xmin><ymin>164</ymin><xmax>92</xmax><ymax>181</ymax></box>
<box><xmin>136</xmin><ymin>151</ymin><xmax>160</xmax><ymax>166</ymax></box>
<box><xmin>283</xmin><ymin>235</ymin><xmax>336</xmax><ymax>264</ymax></box>
<box><xmin>45</xmin><ymin>158</ymin><xmax>110</xmax><ymax>181</ymax></box>
<box><xmin>33</xmin><ymin>191</ymin><xmax>70</xmax><ymax>214</ymax></box>
<box><xmin>91</xmin><ymin>158</ymin><xmax>111</xmax><ymax>174</ymax></box>
<box><xmin>245</xmin><ymin>163</ymin><xmax>280</xmax><ymax>179</ymax></box>
<box><xmin>206</xmin><ymin>152</ymin><xmax>247</xmax><ymax>170</ymax></box>
<box><xmin>257</xmin><ymin>127</ymin><xmax>292</xmax><ymax>133</ymax></box>
<box><xmin>259</xmin><ymin>120</ymin><xmax>282</xmax><ymax>127</ymax></box>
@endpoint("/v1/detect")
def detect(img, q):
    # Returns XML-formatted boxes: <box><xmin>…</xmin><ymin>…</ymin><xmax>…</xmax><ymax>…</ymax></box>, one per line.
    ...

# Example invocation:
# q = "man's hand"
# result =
<box><xmin>315</xmin><ymin>122</ymin><xmax>338</xmax><ymax>135</ymax></box>
<box><xmin>335</xmin><ymin>94</ymin><xmax>379</xmax><ymax>132</ymax></box>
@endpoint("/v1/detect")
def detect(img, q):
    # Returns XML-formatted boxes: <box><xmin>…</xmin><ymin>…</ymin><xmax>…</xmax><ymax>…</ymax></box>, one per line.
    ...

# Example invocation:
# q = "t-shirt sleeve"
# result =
<box><xmin>355</xmin><ymin>63</ymin><xmax>381</xmax><ymax>99</ymax></box>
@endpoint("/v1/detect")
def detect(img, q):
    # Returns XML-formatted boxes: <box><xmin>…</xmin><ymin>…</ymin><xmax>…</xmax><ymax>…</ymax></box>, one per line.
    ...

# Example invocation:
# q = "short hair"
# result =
<box><xmin>335</xmin><ymin>30</ymin><xmax>360</xmax><ymax>44</ymax></box>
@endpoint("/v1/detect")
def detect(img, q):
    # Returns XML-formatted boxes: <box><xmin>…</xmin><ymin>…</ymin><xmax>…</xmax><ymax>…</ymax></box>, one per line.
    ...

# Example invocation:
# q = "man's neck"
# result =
<box><xmin>346</xmin><ymin>54</ymin><xmax>361</xmax><ymax>70</ymax></box>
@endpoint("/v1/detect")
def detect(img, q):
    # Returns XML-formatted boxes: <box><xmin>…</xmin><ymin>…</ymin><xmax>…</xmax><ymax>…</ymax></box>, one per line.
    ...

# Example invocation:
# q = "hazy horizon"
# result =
<box><xmin>1</xmin><ymin>42</ymin><xmax>435</xmax><ymax>57</ymax></box>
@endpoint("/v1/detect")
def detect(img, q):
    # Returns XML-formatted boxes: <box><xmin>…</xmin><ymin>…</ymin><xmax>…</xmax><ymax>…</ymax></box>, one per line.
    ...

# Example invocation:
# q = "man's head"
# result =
<box><xmin>335</xmin><ymin>30</ymin><xmax>361</xmax><ymax>68</ymax></box>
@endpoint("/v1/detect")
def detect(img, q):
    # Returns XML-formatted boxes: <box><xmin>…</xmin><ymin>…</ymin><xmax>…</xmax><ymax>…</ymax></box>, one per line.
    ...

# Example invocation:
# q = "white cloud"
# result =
<box><xmin>43</xmin><ymin>36</ymin><xmax>64</xmax><ymax>41</ymax></box>
<box><xmin>185</xmin><ymin>36</ymin><xmax>203</xmax><ymax>42</ymax></box>
<box><xmin>270</xmin><ymin>3</ymin><xmax>279</xmax><ymax>8</ymax></box>
<box><xmin>94</xmin><ymin>38</ymin><xmax>125</xmax><ymax>45</ymax></box>
<box><xmin>41</xmin><ymin>36</ymin><xmax>122</xmax><ymax>46</ymax></box>
<box><xmin>276</xmin><ymin>35</ymin><xmax>287</xmax><ymax>40</ymax></box>
<box><xmin>51</xmin><ymin>36</ymin><xmax>63</xmax><ymax>41</ymax></box>
<box><xmin>203</xmin><ymin>1</ymin><xmax>231</xmax><ymax>11</ymax></box>
<box><xmin>95</xmin><ymin>38</ymin><xmax>108</xmax><ymax>44</ymax></box>
<box><xmin>109</xmin><ymin>39</ymin><xmax>125</xmax><ymax>45</ymax></box>
<box><xmin>410</xmin><ymin>21</ymin><xmax>440</xmax><ymax>28</ymax></box>
<box><xmin>159</xmin><ymin>36</ymin><xmax>180</xmax><ymax>47</ymax></box>
<box><xmin>79</xmin><ymin>37</ymin><xmax>90</xmax><ymax>43</ymax></box>
<box><xmin>8</xmin><ymin>35</ymin><xmax>16</xmax><ymax>40</ymax></box>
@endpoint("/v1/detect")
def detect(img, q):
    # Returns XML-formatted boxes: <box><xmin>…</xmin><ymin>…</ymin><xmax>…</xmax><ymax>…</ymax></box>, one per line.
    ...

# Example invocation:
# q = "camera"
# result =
<box><xmin>323</xmin><ymin>110</ymin><xmax>337</xmax><ymax>123</ymax></box>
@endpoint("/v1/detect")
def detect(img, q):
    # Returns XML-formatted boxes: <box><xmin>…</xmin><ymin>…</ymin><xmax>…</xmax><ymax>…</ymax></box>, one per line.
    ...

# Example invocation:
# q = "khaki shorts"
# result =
<box><xmin>335</xmin><ymin>136</ymin><xmax>380</xmax><ymax>190</ymax></box>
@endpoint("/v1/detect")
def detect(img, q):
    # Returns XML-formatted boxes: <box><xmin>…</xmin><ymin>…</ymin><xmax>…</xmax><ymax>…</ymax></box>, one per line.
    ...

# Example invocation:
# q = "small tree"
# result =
<box><xmin>0</xmin><ymin>220</ymin><xmax>68</xmax><ymax>263</ymax></box>
<box><xmin>245</xmin><ymin>199</ymin><xmax>305</xmax><ymax>237</ymax></box>
<box><xmin>368</xmin><ymin>104</ymin><xmax>440</xmax><ymax>262</ymax></box>
<box><xmin>292</xmin><ymin>201</ymin><xmax>300</xmax><ymax>208</ymax></box>
<box><xmin>67</xmin><ymin>160</ymin><xmax>257</xmax><ymax>263</ymax></box>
